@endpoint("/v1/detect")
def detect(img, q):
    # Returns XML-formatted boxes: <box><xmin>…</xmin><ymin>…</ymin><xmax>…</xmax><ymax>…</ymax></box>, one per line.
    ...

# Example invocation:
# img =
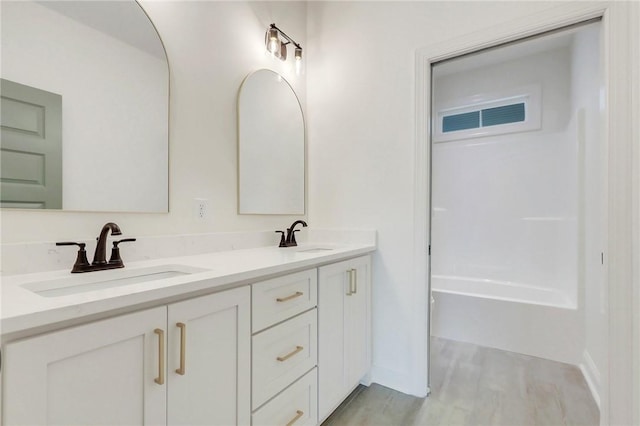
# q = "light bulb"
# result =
<box><xmin>269</xmin><ymin>40</ymin><xmax>278</xmax><ymax>57</ymax></box>
<box><xmin>295</xmin><ymin>47</ymin><xmax>302</xmax><ymax>75</ymax></box>
<box><xmin>266</xmin><ymin>28</ymin><xmax>279</xmax><ymax>57</ymax></box>
<box><xmin>295</xmin><ymin>57</ymin><xmax>302</xmax><ymax>75</ymax></box>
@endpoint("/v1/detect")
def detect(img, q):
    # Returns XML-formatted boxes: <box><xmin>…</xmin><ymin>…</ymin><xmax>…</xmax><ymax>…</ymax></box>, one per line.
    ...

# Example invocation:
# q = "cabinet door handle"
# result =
<box><xmin>347</xmin><ymin>269</ymin><xmax>357</xmax><ymax>295</ymax></box>
<box><xmin>176</xmin><ymin>322</ymin><xmax>186</xmax><ymax>375</ymax></box>
<box><xmin>154</xmin><ymin>328</ymin><xmax>165</xmax><ymax>385</ymax></box>
<box><xmin>352</xmin><ymin>268</ymin><xmax>358</xmax><ymax>294</ymax></box>
<box><xmin>286</xmin><ymin>410</ymin><xmax>304</xmax><ymax>426</ymax></box>
<box><xmin>277</xmin><ymin>345</ymin><xmax>304</xmax><ymax>362</ymax></box>
<box><xmin>276</xmin><ymin>291</ymin><xmax>303</xmax><ymax>302</ymax></box>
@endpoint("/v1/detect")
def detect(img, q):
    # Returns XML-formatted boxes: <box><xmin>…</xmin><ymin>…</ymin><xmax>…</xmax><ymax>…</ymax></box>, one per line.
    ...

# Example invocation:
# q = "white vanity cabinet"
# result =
<box><xmin>318</xmin><ymin>255</ymin><xmax>372</xmax><ymax>422</ymax></box>
<box><xmin>2</xmin><ymin>286</ymin><xmax>250</xmax><ymax>426</ymax></box>
<box><xmin>1</xmin><ymin>247</ymin><xmax>375</xmax><ymax>426</ymax></box>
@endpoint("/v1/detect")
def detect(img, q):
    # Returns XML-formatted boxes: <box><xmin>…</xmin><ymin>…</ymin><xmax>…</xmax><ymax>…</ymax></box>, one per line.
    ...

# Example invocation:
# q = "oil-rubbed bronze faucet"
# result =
<box><xmin>92</xmin><ymin>222</ymin><xmax>122</xmax><ymax>266</ymax></box>
<box><xmin>286</xmin><ymin>220</ymin><xmax>307</xmax><ymax>246</ymax></box>
<box><xmin>56</xmin><ymin>222</ymin><xmax>136</xmax><ymax>273</ymax></box>
<box><xmin>275</xmin><ymin>220</ymin><xmax>308</xmax><ymax>247</ymax></box>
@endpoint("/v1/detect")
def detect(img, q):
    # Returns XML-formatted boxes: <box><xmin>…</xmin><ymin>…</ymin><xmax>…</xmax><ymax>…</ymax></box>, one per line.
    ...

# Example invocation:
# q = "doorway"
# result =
<box><xmin>427</xmin><ymin>20</ymin><xmax>606</xmax><ymax>418</ymax></box>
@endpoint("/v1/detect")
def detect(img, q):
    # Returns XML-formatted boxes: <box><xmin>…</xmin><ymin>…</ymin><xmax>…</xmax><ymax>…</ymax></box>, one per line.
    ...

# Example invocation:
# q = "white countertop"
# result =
<box><xmin>1</xmin><ymin>243</ymin><xmax>375</xmax><ymax>336</ymax></box>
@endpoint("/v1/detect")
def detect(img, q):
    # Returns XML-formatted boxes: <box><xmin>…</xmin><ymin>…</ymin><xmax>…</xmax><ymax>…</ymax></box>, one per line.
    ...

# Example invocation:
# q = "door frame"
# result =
<box><xmin>412</xmin><ymin>2</ymin><xmax>639</xmax><ymax>425</ymax></box>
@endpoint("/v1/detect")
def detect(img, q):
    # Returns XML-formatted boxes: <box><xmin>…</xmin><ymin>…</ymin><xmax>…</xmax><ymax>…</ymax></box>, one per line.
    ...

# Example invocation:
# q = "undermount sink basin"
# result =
<box><xmin>296</xmin><ymin>247</ymin><xmax>335</xmax><ymax>254</ymax></box>
<box><xmin>21</xmin><ymin>264</ymin><xmax>209</xmax><ymax>298</ymax></box>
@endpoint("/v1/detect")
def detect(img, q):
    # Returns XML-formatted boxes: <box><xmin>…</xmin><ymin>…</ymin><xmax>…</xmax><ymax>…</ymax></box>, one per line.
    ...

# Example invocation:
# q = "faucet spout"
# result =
<box><xmin>285</xmin><ymin>220</ymin><xmax>308</xmax><ymax>246</ymax></box>
<box><xmin>92</xmin><ymin>222</ymin><xmax>122</xmax><ymax>265</ymax></box>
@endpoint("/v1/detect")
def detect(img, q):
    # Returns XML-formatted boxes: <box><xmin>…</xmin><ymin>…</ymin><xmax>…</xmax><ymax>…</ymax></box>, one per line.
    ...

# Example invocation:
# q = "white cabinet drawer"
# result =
<box><xmin>252</xmin><ymin>368</ymin><xmax>318</xmax><ymax>426</ymax></box>
<box><xmin>252</xmin><ymin>309</ymin><xmax>317</xmax><ymax>409</ymax></box>
<box><xmin>252</xmin><ymin>269</ymin><xmax>317</xmax><ymax>333</ymax></box>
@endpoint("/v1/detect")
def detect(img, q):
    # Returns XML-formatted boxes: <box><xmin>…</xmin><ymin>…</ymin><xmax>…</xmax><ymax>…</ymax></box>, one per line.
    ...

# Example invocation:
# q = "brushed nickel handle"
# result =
<box><xmin>277</xmin><ymin>345</ymin><xmax>304</xmax><ymax>362</ymax></box>
<box><xmin>176</xmin><ymin>322</ymin><xmax>186</xmax><ymax>375</ymax></box>
<box><xmin>346</xmin><ymin>270</ymin><xmax>353</xmax><ymax>296</ymax></box>
<box><xmin>286</xmin><ymin>410</ymin><xmax>304</xmax><ymax>426</ymax></box>
<box><xmin>352</xmin><ymin>268</ymin><xmax>358</xmax><ymax>294</ymax></box>
<box><xmin>154</xmin><ymin>328</ymin><xmax>165</xmax><ymax>385</ymax></box>
<box><xmin>277</xmin><ymin>291</ymin><xmax>303</xmax><ymax>302</ymax></box>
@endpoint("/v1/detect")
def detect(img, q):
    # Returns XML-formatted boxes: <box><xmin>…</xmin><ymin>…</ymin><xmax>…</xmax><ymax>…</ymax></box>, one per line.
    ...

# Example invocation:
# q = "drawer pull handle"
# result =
<box><xmin>286</xmin><ymin>410</ymin><xmax>304</xmax><ymax>426</ymax></box>
<box><xmin>277</xmin><ymin>345</ymin><xmax>304</xmax><ymax>362</ymax></box>
<box><xmin>176</xmin><ymin>322</ymin><xmax>186</xmax><ymax>375</ymax></box>
<box><xmin>154</xmin><ymin>328</ymin><xmax>165</xmax><ymax>385</ymax></box>
<box><xmin>277</xmin><ymin>291</ymin><xmax>303</xmax><ymax>302</ymax></box>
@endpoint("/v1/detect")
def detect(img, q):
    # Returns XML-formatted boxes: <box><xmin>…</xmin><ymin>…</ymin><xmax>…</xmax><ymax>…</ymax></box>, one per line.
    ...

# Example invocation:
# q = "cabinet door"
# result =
<box><xmin>318</xmin><ymin>259</ymin><xmax>349</xmax><ymax>420</ymax></box>
<box><xmin>3</xmin><ymin>307</ymin><xmax>167</xmax><ymax>426</ymax></box>
<box><xmin>346</xmin><ymin>256</ymin><xmax>371</xmax><ymax>387</ymax></box>
<box><xmin>318</xmin><ymin>256</ymin><xmax>372</xmax><ymax>422</ymax></box>
<box><xmin>167</xmin><ymin>286</ymin><xmax>250</xmax><ymax>426</ymax></box>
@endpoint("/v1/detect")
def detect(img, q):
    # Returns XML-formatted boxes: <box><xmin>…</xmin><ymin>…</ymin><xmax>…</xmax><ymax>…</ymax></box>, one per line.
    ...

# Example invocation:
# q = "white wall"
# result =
<box><xmin>1</xmin><ymin>1</ymin><xmax>168</xmax><ymax>212</ymax></box>
<box><xmin>306</xmin><ymin>0</ymin><xmax>569</xmax><ymax>395</ymax></box>
<box><xmin>431</xmin><ymin>46</ymin><xmax>578</xmax><ymax>306</ymax></box>
<box><xmin>0</xmin><ymin>1</ymin><xmax>308</xmax><ymax>244</ymax></box>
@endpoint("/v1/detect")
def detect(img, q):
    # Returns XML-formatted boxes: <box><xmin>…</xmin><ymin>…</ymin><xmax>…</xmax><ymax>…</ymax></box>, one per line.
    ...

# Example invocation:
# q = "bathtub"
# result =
<box><xmin>431</xmin><ymin>274</ymin><xmax>582</xmax><ymax>365</ymax></box>
<box><xmin>431</xmin><ymin>274</ymin><xmax>575</xmax><ymax>309</ymax></box>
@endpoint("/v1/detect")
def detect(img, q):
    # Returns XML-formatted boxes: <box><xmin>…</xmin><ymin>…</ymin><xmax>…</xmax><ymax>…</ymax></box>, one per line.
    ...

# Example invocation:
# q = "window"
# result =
<box><xmin>442</xmin><ymin>111</ymin><xmax>480</xmax><ymax>132</ymax></box>
<box><xmin>481</xmin><ymin>103</ymin><xmax>525</xmax><ymax>127</ymax></box>
<box><xmin>434</xmin><ymin>86</ymin><xmax>541</xmax><ymax>142</ymax></box>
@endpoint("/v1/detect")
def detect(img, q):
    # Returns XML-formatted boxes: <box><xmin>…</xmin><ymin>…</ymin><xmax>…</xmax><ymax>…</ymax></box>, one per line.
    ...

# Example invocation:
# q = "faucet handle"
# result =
<box><xmin>275</xmin><ymin>231</ymin><xmax>287</xmax><ymax>248</ymax></box>
<box><xmin>113</xmin><ymin>238</ymin><xmax>137</xmax><ymax>248</ymax></box>
<box><xmin>56</xmin><ymin>241</ymin><xmax>86</xmax><ymax>249</ymax></box>
<box><xmin>56</xmin><ymin>242</ymin><xmax>90</xmax><ymax>273</ymax></box>
<box><xmin>108</xmin><ymin>238</ymin><xmax>136</xmax><ymax>266</ymax></box>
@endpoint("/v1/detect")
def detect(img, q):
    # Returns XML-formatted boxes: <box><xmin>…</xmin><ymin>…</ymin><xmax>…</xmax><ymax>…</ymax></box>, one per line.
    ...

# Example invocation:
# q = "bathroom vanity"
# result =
<box><xmin>0</xmin><ymin>243</ymin><xmax>374</xmax><ymax>425</ymax></box>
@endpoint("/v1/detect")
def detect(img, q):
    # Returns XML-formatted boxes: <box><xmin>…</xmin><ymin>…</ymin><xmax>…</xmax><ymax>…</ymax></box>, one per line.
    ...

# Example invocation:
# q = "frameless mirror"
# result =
<box><xmin>238</xmin><ymin>69</ymin><xmax>304</xmax><ymax>214</ymax></box>
<box><xmin>0</xmin><ymin>0</ymin><xmax>169</xmax><ymax>212</ymax></box>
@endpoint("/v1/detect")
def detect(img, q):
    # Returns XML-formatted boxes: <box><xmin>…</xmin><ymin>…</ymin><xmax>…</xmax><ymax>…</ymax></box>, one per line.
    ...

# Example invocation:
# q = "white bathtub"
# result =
<box><xmin>431</xmin><ymin>274</ymin><xmax>581</xmax><ymax>365</ymax></box>
<box><xmin>431</xmin><ymin>274</ymin><xmax>575</xmax><ymax>309</ymax></box>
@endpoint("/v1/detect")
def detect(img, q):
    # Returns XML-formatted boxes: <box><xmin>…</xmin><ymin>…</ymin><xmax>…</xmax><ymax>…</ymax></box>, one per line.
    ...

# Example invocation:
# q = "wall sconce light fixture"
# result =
<box><xmin>265</xmin><ymin>23</ymin><xmax>303</xmax><ymax>74</ymax></box>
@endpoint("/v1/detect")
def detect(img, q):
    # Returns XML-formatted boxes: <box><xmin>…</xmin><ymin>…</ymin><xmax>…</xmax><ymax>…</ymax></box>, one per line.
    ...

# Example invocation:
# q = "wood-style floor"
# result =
<box><xmin>322</xmin><ymin>337</ymin><xmax>599</xmax><ymax>426</ymax></box>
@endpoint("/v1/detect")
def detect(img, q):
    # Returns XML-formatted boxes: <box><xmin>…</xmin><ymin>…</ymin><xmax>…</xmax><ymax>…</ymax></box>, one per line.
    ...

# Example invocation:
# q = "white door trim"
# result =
<box><xmin>413</xmin><ymin>3</ymin><xmax>639</xmax><ymax>425</ymax></box>
<box><xmin>631</xmin><ymin>3</ymin><xmax>640</xmax><ymax>425</ymax></box>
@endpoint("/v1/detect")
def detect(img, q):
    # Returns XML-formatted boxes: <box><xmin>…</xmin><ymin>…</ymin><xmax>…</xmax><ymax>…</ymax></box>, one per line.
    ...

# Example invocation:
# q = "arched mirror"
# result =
<box><xmin>0</xmin><ymin>0</ymin><xmax>169</xmax><ymax>212</ymax></box>
<box><xmin>238</xmin><ymin>69</ymin><xmax>305</xmax><ymax>214</ymax></box>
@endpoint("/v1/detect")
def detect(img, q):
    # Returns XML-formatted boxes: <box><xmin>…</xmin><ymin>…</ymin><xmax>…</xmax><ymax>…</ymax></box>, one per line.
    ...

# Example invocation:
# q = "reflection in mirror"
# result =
<box><xmin>0</xmin><ymin>1</ymin><xmax>169</xmax><ymax>212</ymax></box>
<box><xmin>238</xmin><ymin>69</ymin><xmax>304</xmax><ymax>215</ymax></box>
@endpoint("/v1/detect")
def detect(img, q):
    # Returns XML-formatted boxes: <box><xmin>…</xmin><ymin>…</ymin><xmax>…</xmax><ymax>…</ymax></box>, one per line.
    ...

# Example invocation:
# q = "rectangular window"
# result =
<box><xmin>441</xmin><ymin>101</ymin><xmax>526</xmax><ymax>134</ymax></box>
<box><xmin>442</xmin><ymin>111</ymin><xmax>480</xmax><ymax>132</ymax></box>
<box><xmin>434</xmin><ymin>86</ymin><xmax>541</xmax><ymax>143</ymax></box>
<box><xmin>481</xmin><ymin>103</ymin><xmax>525</xmax><ymax>127</ymax></box>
